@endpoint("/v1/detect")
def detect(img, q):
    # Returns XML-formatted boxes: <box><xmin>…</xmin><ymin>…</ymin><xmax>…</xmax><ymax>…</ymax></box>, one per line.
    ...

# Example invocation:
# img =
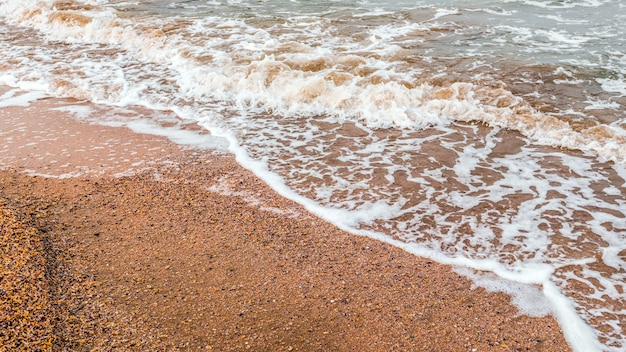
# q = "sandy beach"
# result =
<box><xmin>0</xmin><ymin>98</ymin><xmax>571</xmax><ymax>351</ymax></box>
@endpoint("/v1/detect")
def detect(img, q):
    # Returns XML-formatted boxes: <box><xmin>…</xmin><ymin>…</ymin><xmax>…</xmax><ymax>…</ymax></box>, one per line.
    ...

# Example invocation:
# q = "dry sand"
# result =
<box><xmin>0</xmin><ymin>97</ymin><xmax>571</xmax><ymax>351</ymax></box>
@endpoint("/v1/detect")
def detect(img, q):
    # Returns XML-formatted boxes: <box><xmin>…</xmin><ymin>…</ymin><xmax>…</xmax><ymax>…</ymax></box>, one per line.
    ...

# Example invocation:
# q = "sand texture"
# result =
<box><xmin>0</xmin><ymin>98</ymin><xmax>571</xmax><ymax>351</ymax></box>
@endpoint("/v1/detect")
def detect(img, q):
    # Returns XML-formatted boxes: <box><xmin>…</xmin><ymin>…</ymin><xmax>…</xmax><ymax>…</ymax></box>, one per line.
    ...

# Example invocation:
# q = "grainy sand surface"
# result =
<box><xmin>0</xmin><ymin>97</ymin><xmax>571</xmax><ymax>351</ymax></box>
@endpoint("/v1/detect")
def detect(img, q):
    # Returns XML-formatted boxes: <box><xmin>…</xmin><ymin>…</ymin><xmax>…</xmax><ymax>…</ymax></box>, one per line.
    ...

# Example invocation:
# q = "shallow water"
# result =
<box><xmin>0</xmin><ymin>0</ymin><xmax>625</xmax><ymax>350</ymax></box>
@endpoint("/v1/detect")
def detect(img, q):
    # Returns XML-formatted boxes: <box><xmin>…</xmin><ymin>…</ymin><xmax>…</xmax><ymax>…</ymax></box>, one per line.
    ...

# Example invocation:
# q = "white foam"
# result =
<box><xmin>52</xmin><ymin>105</ymin><xmax>94</xmax><ymax>120</ymax></box>
<box><xmin>584</xmin><ymin>98</ymin><xmax>621</xmax><ymax>110</ymax></box>
<box><xmin>539</xmin><ymin>14</ymin><xmax>588</xmax><ymax>24</ymax></box>
<box><xmin>454</xmin><ymin>267</ymin><xmax>552</xmax><ymax>317</ymax></box>
<box><xmin>207</xmin><ymin>176</ymin><xmax>302</xmax><ymax>217</ymax></box>
<box><xmin>521</xmin><ymin>0</ymin><xmax>608</xmax><ymax>9</ymax></box>
<box><xmin>597</xmin><ymin>78</ymin><xmax>626</xmax><ymax>95</ymax></box>
<box><xmin>23</xmin><ymin>168</ymin><xmax>87</xmax><ymax>179</ymax></box>
<box><xmin>543</xmin><ymin>281</ymin><xmax>604</xmax><ymax>352</ymax></box>
<box><xmin>124</xmin><ymin>120</ymin><xmax>229</xmax><ymax>151</ymax></box>
<box><xmin>432</xmin><ymin>8</ymin><xmax>459</xmax><ymax>20</ymax></box>
<box><xmin>537</xmin><ymin>29</ymin><xmax>591</xmax><ymax>47</ymax></box>
<box><xmin>0</xmin><ymin>89</ymin><xmax>47</xmax><ymax>108</ymax></box>
<box><xmin>478</xmin><ymin>7</ymin><xmax>515</xmax><ymax>16</ymax></box>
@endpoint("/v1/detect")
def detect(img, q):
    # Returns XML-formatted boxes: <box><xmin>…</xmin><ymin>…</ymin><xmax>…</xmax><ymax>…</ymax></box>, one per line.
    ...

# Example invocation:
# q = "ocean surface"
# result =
<box><xmin>1</xmin><ymin>0</ymin><xmax>625</xmax><ymax>350</ymax></box>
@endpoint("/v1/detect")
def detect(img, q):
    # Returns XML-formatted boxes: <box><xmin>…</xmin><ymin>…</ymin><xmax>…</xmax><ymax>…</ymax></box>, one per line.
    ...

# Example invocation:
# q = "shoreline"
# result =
<box><xmin>0</xmin><ymin>97</ymin><xmax>571</xmax><ymax>350</ymax></box>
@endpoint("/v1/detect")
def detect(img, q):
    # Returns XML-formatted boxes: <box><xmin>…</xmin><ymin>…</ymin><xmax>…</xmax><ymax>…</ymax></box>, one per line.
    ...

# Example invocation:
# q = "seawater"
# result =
<box><xmin>0</xmin><ymin>0</ymin><xmax>625</xmax><ymax>350</ymax></box>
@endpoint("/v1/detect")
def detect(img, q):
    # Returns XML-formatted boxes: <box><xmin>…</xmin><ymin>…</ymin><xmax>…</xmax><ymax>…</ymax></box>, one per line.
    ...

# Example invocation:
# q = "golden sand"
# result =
<box><xmin>0</xmin><ymin>97</ymin><xmax>570</xmax><ymax>351</ymax></box>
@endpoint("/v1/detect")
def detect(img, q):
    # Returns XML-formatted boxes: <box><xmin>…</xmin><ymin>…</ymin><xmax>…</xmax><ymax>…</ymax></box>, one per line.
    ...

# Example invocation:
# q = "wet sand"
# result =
<box><xmin>0</xmin><ymin>97</ymin><xmax>571</xmax><ymax>351</ymax></box>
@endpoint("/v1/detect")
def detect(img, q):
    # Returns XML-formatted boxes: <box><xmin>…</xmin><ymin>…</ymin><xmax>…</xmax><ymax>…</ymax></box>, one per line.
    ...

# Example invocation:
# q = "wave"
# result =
<box><xmin>0</xmin><ymin>0</ymin><xmax>624</xmax><ymax>163</ymax></box>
